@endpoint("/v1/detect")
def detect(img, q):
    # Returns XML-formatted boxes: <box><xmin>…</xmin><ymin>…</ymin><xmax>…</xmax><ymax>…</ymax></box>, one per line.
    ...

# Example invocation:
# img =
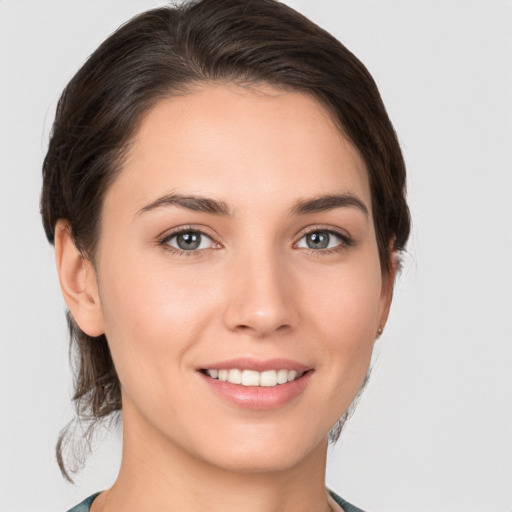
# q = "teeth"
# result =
<box><xmin>260</xmin><ymin>370</ymin><xmax>277</xmax><ymax>387</ymax></box>
<box><xmin>277</xmin><ymin>369</ymin><xmax>288</xmax><ymax>384</ymax></box>
<box><xmin>205</xmin><ymin>368</ymin><xmax>304</xmax><ymax>387</ymax></box>
<box><xmin>241</xmin><ymin>370</ymin><xmax>260</xmax><ymax>386</ymax></box>
<box><xmin>228</xmin><ymin>369</ymin><xmax>242</xmax><ymax>384</ymax></box>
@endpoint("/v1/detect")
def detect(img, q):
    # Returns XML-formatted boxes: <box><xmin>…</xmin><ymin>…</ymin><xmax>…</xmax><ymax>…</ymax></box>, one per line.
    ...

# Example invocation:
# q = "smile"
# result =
<box><xmin>203</xmin><ymin>368</ymin><xmax>304</xmax><ymax>387</ymax></box>
<box><xmin>198</xmin><ymin>358</ymin><xmax>313</xmax><ymax>409</ymax></box>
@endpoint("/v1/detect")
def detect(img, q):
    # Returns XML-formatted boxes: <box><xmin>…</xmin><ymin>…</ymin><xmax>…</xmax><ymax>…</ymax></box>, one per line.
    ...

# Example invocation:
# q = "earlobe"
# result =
<box><xmin>54</xmin><ymin>220</ymin><xmax>105</xmax><ymax>337</ymax></box>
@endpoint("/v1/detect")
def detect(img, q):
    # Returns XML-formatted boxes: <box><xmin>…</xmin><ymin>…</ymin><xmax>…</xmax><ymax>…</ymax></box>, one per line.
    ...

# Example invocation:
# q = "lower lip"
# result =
<box><xmin>199</xmin><ymin>371</ymin><xmax>313</xmax><ymax>410</ymax></box>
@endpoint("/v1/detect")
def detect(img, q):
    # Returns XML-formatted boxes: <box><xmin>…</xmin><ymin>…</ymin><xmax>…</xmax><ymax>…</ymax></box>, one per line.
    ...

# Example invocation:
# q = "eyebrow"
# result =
<box><xmin>136</xmin><ymin>193</ymin><xmax>232</xmax><ymax>216</ymax></box>
<box><xmin>290</xmin><ymin>194</ymin><xmax>369</xmax><ymax>217</ymax></box>
<box><xmin>136</xmin><ymin>192</ymin><xmax>368</xmax><ymax>218</ymax></box>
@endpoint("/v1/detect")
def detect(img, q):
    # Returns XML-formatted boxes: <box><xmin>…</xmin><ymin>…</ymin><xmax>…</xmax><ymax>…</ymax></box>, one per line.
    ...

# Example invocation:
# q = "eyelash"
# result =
<box><xmin>295</xmin><ymin>226</ymin><xmax>354</xmax><ymax>255</ymax></box>
<box><xmin>157</xmin><ymin>225</ymin><xmax>353</xmax><ymax>257</ymax></box>
<box><xmin>158</xmin><ymin>226</ymin><xmax>219</xmax><ymax>258</ymax></box>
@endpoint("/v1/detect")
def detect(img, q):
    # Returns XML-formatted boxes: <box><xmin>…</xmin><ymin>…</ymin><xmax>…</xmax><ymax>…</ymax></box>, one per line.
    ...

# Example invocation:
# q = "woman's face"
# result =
<box><xmin>89</xmin><ymin>84</ymin><xmax>392</xmax><ymax>472</ymax></box>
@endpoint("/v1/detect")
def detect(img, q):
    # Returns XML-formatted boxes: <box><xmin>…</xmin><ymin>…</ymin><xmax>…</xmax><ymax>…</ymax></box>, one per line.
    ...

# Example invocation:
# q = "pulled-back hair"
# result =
<box><xmin>41</xmin><ymin>0</ymin><xmax>410</xmax><ymax>480</ymax></box>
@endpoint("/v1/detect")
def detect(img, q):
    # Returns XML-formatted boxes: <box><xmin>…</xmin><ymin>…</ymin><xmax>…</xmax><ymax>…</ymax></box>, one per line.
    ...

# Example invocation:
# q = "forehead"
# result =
<box><xmin>109</xmin><ymin>84</ymin><xmax>371</xmax><ymax>215</ymax></box>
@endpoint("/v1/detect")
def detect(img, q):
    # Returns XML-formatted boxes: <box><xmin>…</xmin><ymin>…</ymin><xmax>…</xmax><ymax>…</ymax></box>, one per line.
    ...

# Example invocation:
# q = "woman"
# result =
<box><xmin>41</xmin><ymin>0</ymin><xmax>410</xmax><ymax>510</ymax></box>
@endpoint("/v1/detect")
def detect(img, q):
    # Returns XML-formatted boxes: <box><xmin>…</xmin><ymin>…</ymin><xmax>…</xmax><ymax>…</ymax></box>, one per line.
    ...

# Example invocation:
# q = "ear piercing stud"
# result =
<box><xmin>376</xmin><ymin>326</ymin><xmax>383</xmax><ymax>336</ymax></box>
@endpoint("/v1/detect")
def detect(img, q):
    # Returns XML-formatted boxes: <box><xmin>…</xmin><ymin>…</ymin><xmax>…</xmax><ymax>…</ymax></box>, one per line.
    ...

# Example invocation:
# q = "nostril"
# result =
<box><xmin>233</xmin><ymin>321</ymin><xmax>292</xmax><ymax>337</ymax></box>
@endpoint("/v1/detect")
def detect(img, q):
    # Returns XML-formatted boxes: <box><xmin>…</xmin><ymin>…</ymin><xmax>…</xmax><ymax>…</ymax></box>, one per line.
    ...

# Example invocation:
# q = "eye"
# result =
<box><xmin>296</xmin><ymin>230</ymin><xmax>347</xmax><ymax>250</ymax></box>
<box><xmin>164</xmin><ymin>230</ymin><xmax>216</xmax><ymax>251</ymax></box>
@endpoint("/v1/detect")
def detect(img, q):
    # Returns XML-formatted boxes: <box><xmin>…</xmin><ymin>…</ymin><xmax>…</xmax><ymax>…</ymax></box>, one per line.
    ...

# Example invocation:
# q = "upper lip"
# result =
<box><xmin>198</xmin><ymin>357</ymin><xmax>311</xmax><ymax>373</ymax></box>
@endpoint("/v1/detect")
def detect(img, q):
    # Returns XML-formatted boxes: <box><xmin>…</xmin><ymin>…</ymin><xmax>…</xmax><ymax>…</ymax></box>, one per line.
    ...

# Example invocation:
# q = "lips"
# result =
<box><xmin>198</xmin><ymin>358</ymin><xmax>313</xmax><ymax>409</ymax></box>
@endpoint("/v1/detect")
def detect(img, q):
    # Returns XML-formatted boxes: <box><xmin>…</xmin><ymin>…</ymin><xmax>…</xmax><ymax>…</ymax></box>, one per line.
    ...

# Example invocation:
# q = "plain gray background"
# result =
<box><xmin>1</xmin><ymin>1</ymin><xmax>511</xmax><ymax>511</ymax></box>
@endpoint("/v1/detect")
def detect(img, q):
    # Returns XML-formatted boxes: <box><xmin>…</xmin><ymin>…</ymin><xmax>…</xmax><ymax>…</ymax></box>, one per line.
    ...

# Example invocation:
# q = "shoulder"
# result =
<box><xmin>66</xmin><ymin>493</ymin><xmax>101</xmax><ymax>512</ymax></box>
<box><xmin>329</xmin><ymin>489</ymin><xmax>367</xmax><ymax>512</ymax></box>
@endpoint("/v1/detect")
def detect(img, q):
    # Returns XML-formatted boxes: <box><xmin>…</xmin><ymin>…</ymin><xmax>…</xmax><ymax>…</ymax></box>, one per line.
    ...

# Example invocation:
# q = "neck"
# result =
<box><xmin>93</xmin><ymin>403</ymin><xmax>332</xmax><ymax>512</ymax></box>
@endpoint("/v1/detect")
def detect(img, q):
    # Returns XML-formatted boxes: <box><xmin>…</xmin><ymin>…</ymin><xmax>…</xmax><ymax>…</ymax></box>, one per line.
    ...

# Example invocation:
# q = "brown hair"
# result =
<box><xmin>41</xmin><ymin>0</ymin><xmax>410</xmax><ymax>480</ymax></box>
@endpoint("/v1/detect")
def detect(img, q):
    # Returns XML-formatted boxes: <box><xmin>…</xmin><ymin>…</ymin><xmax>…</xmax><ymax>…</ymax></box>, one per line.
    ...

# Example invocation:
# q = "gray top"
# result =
<box><xmin>67</xmin><ymin>490</ymin><xmax>365</xmax><ymax>512</ymax></box>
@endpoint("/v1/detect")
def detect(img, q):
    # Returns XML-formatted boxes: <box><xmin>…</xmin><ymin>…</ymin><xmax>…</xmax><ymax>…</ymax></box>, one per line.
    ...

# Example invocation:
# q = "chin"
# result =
<box><xmin>185</xmin><ymin>424</ymin><xmax>328</xmax><ymax>474</ymax></box>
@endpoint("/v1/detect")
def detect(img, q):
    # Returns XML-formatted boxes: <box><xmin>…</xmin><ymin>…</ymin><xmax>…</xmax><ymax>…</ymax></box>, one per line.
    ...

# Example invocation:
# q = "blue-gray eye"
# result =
<box><xmin>297</xmin><ymin>231</ymin><xmax>344</xmax><ymax>250</ymax></box>
<box><xmin>166</xmin><ymin>231</ymin><xmax>214</xmax><ymax>251</ymax></box>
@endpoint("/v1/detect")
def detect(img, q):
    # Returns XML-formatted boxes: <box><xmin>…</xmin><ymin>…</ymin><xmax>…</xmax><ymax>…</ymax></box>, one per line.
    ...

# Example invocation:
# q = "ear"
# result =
<box><xmin>377</xmin><ymin>249</ymin><xmax>398</xmax><ymax>336</ymax></box>
<box><xmin>54</xmin><ymin>220</ymin><xmax>105</xmax><ymax>337</ymax></box>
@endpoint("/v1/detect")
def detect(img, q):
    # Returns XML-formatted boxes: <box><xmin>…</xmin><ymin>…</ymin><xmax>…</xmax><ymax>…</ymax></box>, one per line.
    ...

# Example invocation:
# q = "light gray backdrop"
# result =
<box><xmin>1</xmin><ymin>1</ymin><xmax>511</xmax><ymax>511</ymax></box>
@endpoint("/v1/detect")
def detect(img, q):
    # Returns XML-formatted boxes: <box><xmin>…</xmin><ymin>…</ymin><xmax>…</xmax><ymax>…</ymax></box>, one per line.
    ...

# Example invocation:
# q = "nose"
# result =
<box><xmin>222</xmin><ymin>249</ymin><xmax>299</xmax><ymax>338</ymax></box>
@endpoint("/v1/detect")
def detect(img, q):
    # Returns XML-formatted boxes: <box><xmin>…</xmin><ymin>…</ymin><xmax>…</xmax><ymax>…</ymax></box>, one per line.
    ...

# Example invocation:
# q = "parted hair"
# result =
<box><xmin>41</xmin><ymin>0</ymin><xmax>410</xmax><ymax>480</ymax></box>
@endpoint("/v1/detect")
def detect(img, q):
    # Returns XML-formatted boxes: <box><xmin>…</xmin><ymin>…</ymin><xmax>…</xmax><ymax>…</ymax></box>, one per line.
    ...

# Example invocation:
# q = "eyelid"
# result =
<box><xmin>293</xmin><ymin>225</ymin><xmax>354</xmax><ymax>250</ymax></box>
<box><xmin>157</xmin><ymin>225</ymin><xmax>222</xmax><ymax>252</ymax></box>
<box><xmin>155</xmin><ymin>224</ymin><xmax>353</xmax><ymax>255</ymax></box>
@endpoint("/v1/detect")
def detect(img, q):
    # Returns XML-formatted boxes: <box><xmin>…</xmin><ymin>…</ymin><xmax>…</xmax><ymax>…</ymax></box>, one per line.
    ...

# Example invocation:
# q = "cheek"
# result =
<box><xmin>306</xmin><ymin>258</ymin><xmax>382</xmax><ymax>341</ymax></box>
<box><xmin>302</xmin><ymin>253</ymin><xmax>383</xmax><ymax>391</ymax></box>
<box><xmin>96</xmin><ymin>253</ymin><xmax>219</xmax><ymax>389</ymax></box>
<box><xmin>100</xmin><ymin>248</ymin><xmax>214</xmax><ymax>325</ymax></box>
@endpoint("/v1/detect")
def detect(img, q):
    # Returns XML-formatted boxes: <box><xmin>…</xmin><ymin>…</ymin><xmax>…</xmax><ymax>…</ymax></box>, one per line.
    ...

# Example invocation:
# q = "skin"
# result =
<box><xmin>55</xmin><ymin>84</ymin><xmax>395</xmax><ymax>512</ymax></box>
